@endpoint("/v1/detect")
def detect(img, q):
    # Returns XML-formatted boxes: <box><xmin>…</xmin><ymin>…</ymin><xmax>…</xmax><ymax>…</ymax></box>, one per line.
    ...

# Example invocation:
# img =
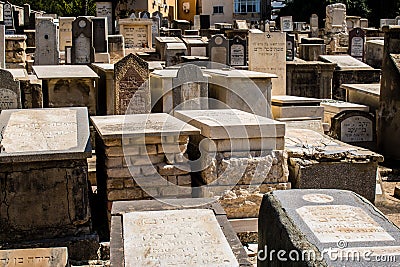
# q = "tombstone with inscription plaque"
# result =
<box><xmin>118</xmin><ymin>18</ymin><xmax>153</xmax><ymax>50</ymax></box>
<box><xmin>0</xmin><ymin>247</ymin><xmax>69</xmax><ymax>267</ymax></box>
<box><xmin>349</xmin><ymin>27</ymin><xmax>366</xmax><ymax>61</ymax></box>
<box><xmin>92</xmin><ymin>17</ymin><xmax>108</xmax><ymax>53</ymax></box>
<box><xmin>280</xmin><ymin>16</ymin><xmax>293</xmax><ymax>32</ymax></box>
<box><xmin>114</xmin><ymin>53</ymin><xmax>150</xmax><ymax>115</ymax></box>
<box><xmin>329</xmin><ymin>110</ymin><xmax>376</xmax><ymax>150</ymax></box>
<box><xmin>59</xmin><ymin>17</ymin><xmax>75</xmax><ymax>52</ymax></box>
<box><xmin>151</xmin><ymin>14</ymin><xmax>160</xmax><ymax>48</ymax></box>
<box><xmin>110</xmin><ymin>199</ymin><xmax>250</xmax><ymax>266</ymax></box>
<box><xmin>139</xmin><ymin>11</ymin><xmax>150</xmax><ymax>19</ymax></box>
<box><xmin>229</xmin><ymin>36</ymin><xmax>246</xmax><ymax>66</ymax></box>
<box><xmin>286</xmin><ymin>33</ymin><xmax>295</xmax><ymax>61</ymax></box>
<box><xmin>34</xmin><ymin>17</ymin><xmax>59</xmax><ymax>65</ymax></box>
<box><xmin>0</xmin><ymin>107</ymin><xmax>98</xmax><ymax>260</ymax></box>
<box><xmin>0</xmin><ymin>68</ymin><xmax>21</xmax><ymax>112</ymax></box>
<box><xmin>3</xmin><ymin>2</ymin><xmax>14</xmax><ymax>30</ymax></box>
<box><xmin>248</xmin><ymin>31</ymin><xmax>286</xmax><ymax>95</ymax></box>
<box><xmin>209</xmin><ymin>34</ymin><xmax>229</xmax><ymax>65</ymax></box>
<box><xmin>96</xmin><ymin>1</ymin><xmax>113</xmax><ymax>34</ymax></box>
<box><xmin>72</xmin><ymin>17</ymin><xmax>95</xmax><ymax>64</ymax></box>
<box><xmin>310</xmin><ymin>14</ymin><xmax>319</xmax><ymax>37</ymax></box>
<box><xmin>259</xmin><ymin>189</ymin><xmax>400</xmax><ymax>266</ymax></box>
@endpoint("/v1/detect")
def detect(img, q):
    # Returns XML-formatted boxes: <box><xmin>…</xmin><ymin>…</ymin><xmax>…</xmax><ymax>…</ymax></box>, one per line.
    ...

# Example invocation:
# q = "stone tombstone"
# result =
<box><xmin>118</xmin><ymin>18</ymin><xmax>153</xmax><ymax>49</ymax></box>
<box><xmin>248</xmin><ymin>32</ymin><xmax>286</xmax><ymax>95</ymax></box>
<box><xmin>229</xmin><ymin>35</ymin><xmax>246</xmax><ymax>66</ymax></box>
<box><xmin>280</xmin><ymin>16</ymin><xmax>293</xmax><ymax>32</ymax></box>
<box><xmin>235</xmin><ymin>19</ymin><xmax>248</xmax><ymax>30</ymax></box>
<box><xmin>329</xmin><ymin>110</ymin><xmax>375</xmax><ymax>150</ymax></box>
<box><xmin>0</xmin><ymin>69</ymin><xmax>21</xmax><ymax>111</ymax></box>
<box><xmin>139</xmin><ymin>11</ymin><xmax>150</xmax><ymax>19</ymax></box>
<box><xmin>164</xmin><ymin>42</ymin><xmax>187</xmax><ymax>67</ymax></box>
<box><xmin>325</xmin><ymin>3</ymin><xmax>347</xmax><ymax>33</ymax></box>
<box><xmin>259</xmin><ymin>189</ymin><xmax>400</xmax><ymax>267</ymax></box>
<box><xmin>310</xmin><ymin>13</ymin><xmax>318</xmax><ymax>37</ymax></box>
<box><xmin>96</xmin><ymin>1</ymin><xmax>113</xmax><ymax>34</ymax></box>
<box><xmin>172</xmin><ymin>64</ymin><xmax>208</xmax><ymax>111</ymax></box>
<box><xmin>349</xmin><ymin>27</ymin><xmax>366</xmax><ymax>61</ymax></box>
<box><xmin>92</xmin><ymin>17</ymin><xmax>108</xmax><ymax>53</ymax></box>
<box><xmin>0</xmin><ymin>2</ymin><xmax>3</xmax><ymax>24</ymax></box>
<box><xmin>286</xmin><ymin>33</ymin><xmax>295</xmax><ymax>61</ymax></box>
<box><xmin>151</xmin><ymin>15</ymin><xmax>160</xmax><ymax>48</ymax></box>
<box><xmin>114</xmin><ymin>53</ymin><xmax>150</xmax><ymax>115</ymax></box>
<box><xmin>59</xmin><ymin>17</ymin><xmax>74</xmax><ymax>52</ymax></box>
<box><xmin>0</xmin><ymin>247</ymin><xmax>68</xmax><ymax>267</ymax></box>
<box><xmin>72</xmin><ymin>17</ymin><xmax>94</xmax><ymax>64</ymax></box>
<box><xmin>34</xmin><ymin>17</ymin><xmax>59</xmax><ymax>65</ymax></box>
<box><xmin>200</xmin><ymin>15</ymin><xmax>210</xmax><ymax>29</ymax></box>
<box><xmin>161</xmin><ymin>17</ymin><xmax>169</xmax><ymax>28</ymax></box>
<box><xmin>23</xmin><ymin>4</ymin><xmax>30</xmax><ymax>28</ymax></box>
<box><xmin>209</xmin><ymin>34</ymin><xmax>229</xmax><ymax>65</ymax></box>
<box><xmin>3</xmin><ymin>2</ymin><xmax>13</xmax><ymax>29</ymax></box>
<box><xmin>193</xmin><ymin>15</ymin><xmax>200</xmax><ymax>30</ymax></box>
<box><xmin>0</xmin><ymin>24</ymin><xmax>4</xmax><ymax>69</ymax></box>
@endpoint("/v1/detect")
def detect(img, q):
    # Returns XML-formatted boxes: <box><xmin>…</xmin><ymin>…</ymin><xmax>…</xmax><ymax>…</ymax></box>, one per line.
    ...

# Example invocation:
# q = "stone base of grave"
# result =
<box><xmin>0</xmin><ymin>160</ymin><xmax>92</xmax><ymax>243</ymax></box>
<box><xmin>110</xmin><ymin>198</ymin><xmax>252</xmax><ymax>266</ymax></box>
<box><xmin>1</xmin><ymin>234</ymin><xmax>99</xmax><ymax>261</ymax></box>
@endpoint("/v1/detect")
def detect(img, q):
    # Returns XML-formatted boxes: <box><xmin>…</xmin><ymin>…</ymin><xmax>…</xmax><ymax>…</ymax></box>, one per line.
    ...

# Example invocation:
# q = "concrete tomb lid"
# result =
<box><xmin>33</xmin><ymin>65</ymin><xmax>99</xmax><ymax>79</ymax></box>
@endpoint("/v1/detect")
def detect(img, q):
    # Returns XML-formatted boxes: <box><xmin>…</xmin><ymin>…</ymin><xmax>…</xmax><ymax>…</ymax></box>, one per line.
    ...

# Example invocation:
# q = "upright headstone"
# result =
<box><xmin>234</xmin><ymin>20</ymin><xmax>248</xmax><ymax>30</ymax></box>
<box><xmin>34</xmin><ymin>17</ymin><xmax>59</xmax><ymax>65</ymax></box>
<box><xmin>72</xmin><ymin>17</ymin><xmax>94</xmax><ymax>64</ymax></box>
<box><xmin>151</xmin><ymin>14</ymin><xmax>160</xmax><ymax>48</ymax></box>
<box><xmin>59</xmin><ymin>17</ymin><xmax>75</xmax><ymax>52</ymax></box>
<box><xmin>0</xmin><ymin>24</ymin><xmax>4</xmax><ymax>69</ymax></box>
<box><xmin>108</xmin><ymin>34</ymin><xmax>125</xmax><ymax>60</ymax></box>
<box><xmin>96</xmin><ymin>1</ymin><xmax>113</xmax><ymax>34</ymax></box>
<box><xmin>139</xmin><ymin>11</ymin><xmax>150</xmax><ymax>19</ymax></box>
<box><xmin>349</xmin><ymin>27</ymin><xmax>365</xmax><ymax>61</ymax></box>
<box><xmin>229</xmin><ymin>36</ymin><xmax>246</xmax><ymax>66</ymax></box>
<box><xmin>280</xmin><ymin>16</ymin><xmax>293</xmax><ymax>32</ymax></box>
<box><xmin>249</xmin><ymin>32</ymin><xmax>286</xmax><ymax>95</ymax></box>
<box><xmin>0</xmin><ymin>69</ymin><xmax>21</xmax><ymax>111</ymax></box>
<box><xmin>92</xmin><ymin>17</ymin><xmax>108</xmax><ymax>53</ymax></box>
<box><xmin>0</xmin><ymin>2</ymin><xmax>3</xmax><ymax>24</ymax></box>
<box><xmin>118</xmin><ymin>18</ymin><xmax>153</xmax><ymax>49</ymax></box>
<box><xmin>193</xmin><ymin>15</ymin><xmax>200</xmax><ymax>30</ymax></box>
<box><xmin>114</xmin><ymin>53</ymin><xmax>150</xmax><ymax>114</ymax></box>
<box><xmin>286</xmin><ymin>33</ymin><xmax>295</xmax><ymax>61</ymax></box>
<box><xmin>209</xmin><ymin>34</ymin><xmax>229</xmax><ymax>65</ymax></box>
<box><xmin>23</xmin><ymin>3</ymin><xmax>30</xmax><ymax>27</ymax></box>
<box><xmin>200</xmin><ymin>15</ymin><xmax>210</xmax><ymax>29</ymax></box>
<box><xmin>3</xmin><ymin>2</ymin><xmax>13</xmax><ymax>30</ymax></box>
<box><xmin>310</xmin><ymin>14</ymin><xmax>318</xmax><ymax>37</ymax></box>
<box><xmin>325</xmin><ymin>3</ymin><xmax>347</xmax><ymax>33</ymax></box>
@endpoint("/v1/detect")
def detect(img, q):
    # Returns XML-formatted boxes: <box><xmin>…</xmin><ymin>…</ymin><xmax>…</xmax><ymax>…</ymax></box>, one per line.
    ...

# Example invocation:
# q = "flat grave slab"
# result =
<box><xmin>319</xmin><ymin>55</ymin><xmax>373</xmax><ymax>70</ymax></box>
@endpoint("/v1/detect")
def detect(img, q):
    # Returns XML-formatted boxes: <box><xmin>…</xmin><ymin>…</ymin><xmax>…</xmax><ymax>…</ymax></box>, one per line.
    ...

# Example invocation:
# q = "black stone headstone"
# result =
<box><xmin>209</xmin><ymin>34</ymin><xmax>229</xmax><ymax>65</ymax></box>
<box><xmin>229</xmin><ymin>36</ymin><xmax>247</xmax><ymax>66</ymax></box>
<box><xmin>200</xmin><ymin>15</ymin><xmax>210</xmax><ymax>29</ymax></box>
<box><xmin>286</xmin><ymin>33</ymin><xmax>295</xmax><ymax>61</ymax></box>
<box><xmin>92</xmin><ymin>17</ymin><xmax>108</xmax><ymax>53</ymax></box>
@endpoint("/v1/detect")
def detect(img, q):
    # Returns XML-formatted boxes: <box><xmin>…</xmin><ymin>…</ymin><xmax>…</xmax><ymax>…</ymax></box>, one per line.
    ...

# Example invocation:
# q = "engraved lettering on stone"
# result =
<box><xmin>296</xmin><ymin>205</ymin><xmax>395</xmax><ymax>243</ymax></box>
<box><xmin>230</xmin><ymin>44</ymin><xmax>244</xmax><ymax>66</ymax></box>
<box><xmin>341</xmin><ymin>116</ymin><xmax>372</xmax><ymax>142</ymax></box>
<box><xmin>302</xmin><ymin>194</ymin><xmax>334</xmax><ymax>203</ymax></box>
<box><xmin>0</xmin><ymin>89</ymin><xmax>18</xmax><ymax>110</ymax></box>
<box><xmin>123</xmin><ymin>25</ymin><xmax>148</xmax><ymax>48</ymax></box>
<box><xmin>351</xmin><ymin>37</ymin><xmax>364</xmax><ymax>57</ymax></box>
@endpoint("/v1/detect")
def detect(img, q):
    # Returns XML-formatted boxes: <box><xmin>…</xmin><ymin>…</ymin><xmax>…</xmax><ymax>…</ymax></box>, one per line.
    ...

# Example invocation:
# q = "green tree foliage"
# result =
<box><xmin>279</xmin><ymin>0</ymin><xmax>399</xmax><ymax>27</ymax></box>
<box><xmin>8</xmin><ymin>0</ymin><xmax>96</xmax><ymax>17</ymax></box>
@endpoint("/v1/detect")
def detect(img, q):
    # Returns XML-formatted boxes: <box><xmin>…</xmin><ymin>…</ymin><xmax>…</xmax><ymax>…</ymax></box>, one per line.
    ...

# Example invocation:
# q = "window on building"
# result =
<box><xmin>213</xmin><ymin>6</ymin><xmax>224</xmax><ymax>14</ymax></box>
<box><xmin>234</xmin><ymin>0</ymin><xmax>260</xmax><ymax>13</ymax></box>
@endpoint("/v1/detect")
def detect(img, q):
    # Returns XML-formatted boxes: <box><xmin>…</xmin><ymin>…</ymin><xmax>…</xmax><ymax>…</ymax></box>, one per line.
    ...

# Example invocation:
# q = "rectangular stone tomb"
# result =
<box><xmin>0</xmin><ymin>107</ymin><xmax>97</xmax><ymax>261</ymax></box>
<box><xmin>271</xmin><ymin>95</ymin><xmax>324</xmax><ymax>121</ymax></box>
<box><xmin>32</xmin><ymin>65</ymin><xmax>99</xmax><ymax>115</ymax></box>
<box><xmin>321</xmin><ymin>99</ymin><xmax>369</xmax><ymax>124</ymax></box>
<box><xmin>204</xmin><ymin>69</ymin><xmax>276</xmax><ymax>118</ymax></box>
<box><xmin>259</xmin><ymin>189</ymin><xmax>400</xmax><ymax>266</ymax></box>
<box><xmin>285</xmin><ymin>128</ymin><xmax>383</xmax><ymax>203</ymax></box>
<box><xmin>0</xmin><ymin>247</ymin><xmax>68</xmax><ymax>267</ymax></box>
<box><xmin>110</xmin><ymin>198</ymin><xmax>251</xmax><ymax>266</ymax></box>
<box><xmin>341</xmin><ymin>83</ymin><xmax>380</xmax><ymax>112</ymax></box>
<box><xmin>174</xmin><ymin>109</ymin><xmax>289</xmax><ymax>219</ymax></box>
<box><xmin>91</xmin><ymin>113</ymin><xmax>200</xmax><ymax>208</ymax></box>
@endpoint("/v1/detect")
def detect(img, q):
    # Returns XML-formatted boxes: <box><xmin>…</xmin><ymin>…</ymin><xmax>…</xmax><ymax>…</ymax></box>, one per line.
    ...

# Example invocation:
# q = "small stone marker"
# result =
<box><xmin>229</xmin><ymin>36</ymin><xmax>246</xmax><ymax>66</ymax></box>
<box><xmin>259</xmin><ymin>189</ymin><xmax>400</xmax><ymax>266</ymax></box>
<box><xmin>349</xmin><ymin>27</ymin><xmax>366</xmax><ymax>61</ymax></box>
<box><xmin>0</xmin><ymin>68</ymin><xmax>21</xmax><ymax>112</ymax></box>
<box><xmin>0</xmin><ymin>247</ymin><xmax>68</xmax><ymax>267</ymax></box>
<box><xmin>114</xmin><ymin>53</ymin><xmax>150</xmax><ymax>115</ymax></box>
<box><xmin>72</xmin><ymin>17</ymin><xmax>94</xmax><ymax>64</ymax></box>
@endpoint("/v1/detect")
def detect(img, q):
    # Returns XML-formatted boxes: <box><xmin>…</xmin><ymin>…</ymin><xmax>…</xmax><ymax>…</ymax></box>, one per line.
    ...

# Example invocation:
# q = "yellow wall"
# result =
<box><xmin>147</xmin><ymin>0</ymin><xmax>178</xmax><ymax>19</ymax></box>
<box><xmin>177</xmin><ymin>0</ymin><xmax>197</xmax><ymax>23</ymax></box>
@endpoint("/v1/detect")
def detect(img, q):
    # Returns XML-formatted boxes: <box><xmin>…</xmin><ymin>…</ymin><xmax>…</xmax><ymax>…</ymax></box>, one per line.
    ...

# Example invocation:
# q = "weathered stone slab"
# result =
<box><xmin>341</xmin><ymin>83</ymin><xmax>380</xmax><ymax>111</ymax></box>
<box><xmin>0</xmin><ymin>24</ymin><xmax>5</xmax><ymax>68</ymax></box>
<box><xmin>321</xmin><ymin>99</ymin><xmax>369</xmax><ymax>124</ymax></box>
<box><xmin>72</xmin><ymin>17</ymin><xmax>94</xmax><ymax>64</ymax></box>
<box><xmin>110</xmin><ymin>198</ymin><xmax>251</xmax><ymax>266</ymax></box>
<box><xmin>229</xmin><ymin>36</ymin><xmax>246</xmax><ymax>66</ymax></box>
<box><xmin>259</xmin><ymin>189</ymin><xmax>400</xmax><ymax>266</ymax></box>
<box><xmin>174</xmin><ymin>109</ymin><xmax>285</xmax><ymax>139</ymax></box>
<box><xmin>91</xmin><ymin>113</ymin><xmax>200</xmax><ymax>140</ymax></box>
<box><xmin>59</xmin><ymin>17</ymin><xmax>75</xmax><ymax>52</ymax></box>
<box><xmin>96</xmin><ymin>1</ymin><xmax>113</xmax><ymax>34</ymax></box>
<box><xmin>0</xmin><ymin>247</ymin><xmax>68</xmax><ymax>267</ymax></box>
<box><xmin>0</xmin><ymin>68</ymin><xmax>21</xmax><ymax>112</ymax></box>
<box><xmin>123</xmin><ymin>209</ymin><xmax>239</xmax><ymax>266</ymax></box>
<box><xmin>118</xmin><ymin>18</ymin><xmax>152</xmax><ymax>49</ymax></box>
<box><xmin>34</xmin><ymin>17</ymin><xmax>59</xmax><ymax>65</ymax></box>
<box><xmin>319</xmin><ymin>54</ymin><xmax>372</xmax><ymax>70</ymax></box>
<box><xmin>271</xmin><ymin>95</ymin><xmax>324</xmax><ymax>120</ymax></box>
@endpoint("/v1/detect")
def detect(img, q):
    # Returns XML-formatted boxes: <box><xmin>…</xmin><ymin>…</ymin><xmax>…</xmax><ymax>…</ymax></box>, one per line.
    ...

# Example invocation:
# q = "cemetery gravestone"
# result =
<box><xmin>118</xmin><ymin>18</ymin><xmax>153</xmax><ymax>49</ymax></box>
<box><xmin>349</xmin><ymin>27</ymin><xmax>366</xmax><ymax>61</ymax></box>
<box><xmin>310</xmin><ymin>14</ymin><xmax>318</xmax><ymax>37</ymax></box>
<box><xmin>200</xmin><ymin>15</ymin><xmax>210</xmax><ymax>29</ymax></box>
<box><xmin>325</xmin><ymin>3</ymin><xmax>347</xmax><ymax>33</ymax></box>
<box><xmin>139</xmin><ymin>11</ymin><xmax>150</xmax><ymax>19</ymax></box>
<box><xmin>209</xmin><ymin>34</ymin><xmax>229</xmax><ymax>65</ymax></box>
<box><xmin>59</xmin><ymin>17</ymin><xmax>75</xmax><ymax>52</ymax></box>
<box><xmin>0</xmin><ymin>69</ymin><xmax>21</xmax><ymax>111</ymax></box>
<box><xmin>286</xmin><ymin>33</ymin><xmax>295</xmax><ymax>61</ymax></box>
<box><xmin>3</xmin><ymin>2</ymin><xmax>13</xmax><ymax>29</ymax></box>
<box><xmin>151</xmin><ymin>15</ymin><xmax>160</xmax><ymax>48</ymax></box>
<box><xmin>92</xmin><ymin>17</ymin><xmax>108</xmax><ymax>53</ymax></box>
<box><xmin>34</xmin><ymin>17</ymin><xmax>59</xmax><ymax>65</ymax></box>
<box><xmin>0</xmin><ymin>2</ymin><xmax>3</xmax><ymax>24</ymax></box>
<box><xmin>23</xmin><ymin>3</ymin><xmax>30</xmax><ymax>28</ymax></box>
<box><xmin>229</xmin><ymin>36</ymin><xmax>246</xmax><ymax>66</ymax></box>
<box><xmin>114</xmin><ymin>53</ymin><xmax>150</xmax><ymax>115</ymax></box>
<box><xmin>259</xmin><ymin>189</ymin><xmax>400</xmax><ymax>266</ymax></box>
<box><xmin>248</xmin><ymin>32</ymin><xmax>286</xmax><ymax>95</ymax></box>
<box><xmin>164</xmin><ymin>42</ymin><xmax>187</xmax><ymax>67</ymax></box>
<box><xmin>0</xmin><ymin>247</ymin><xmax>68</xmax><ymax>267</ymax></box>
<box><xmin>96</xmin><ymin>1</ymin><xmax>113</xmax><ymax>34</ymax></box>
<box><xmin>280</xmin><ymin>16</ymin><xmax>293</xmax><ymax>32</ymax></box>
<box><xmin>0</xmin><ymin>24</ymin><xmax>4</xmax><ymax>68</ymax></box>
<box><xmin>329</xmin><ymin>110</ymin><xmax>375</xmax><ymax>150</ymax></box>
<box><xmin>72</xmin><ymin>17</ymin><xmax>94</xmax><ymax>64</ymax></box>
